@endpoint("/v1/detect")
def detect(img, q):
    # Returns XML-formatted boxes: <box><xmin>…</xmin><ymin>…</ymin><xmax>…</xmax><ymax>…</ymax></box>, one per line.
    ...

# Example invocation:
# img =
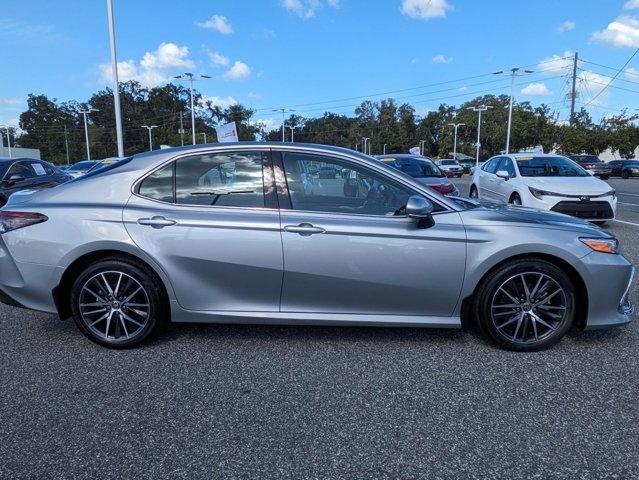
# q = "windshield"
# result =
<box><xmin>382</xmin><ymin>158</ymin><xmax>442</xmax><ymax>177</ymax></box>
<box><xmin>516</xmin><ymin>156</ymin><xmax>589</xmax><ymax>177</ymax></box>
<box><xmin>440</xmin><ymin>160</ymin><xmax>458</xmax><ymax>165</ymax></box>
<box><xmin>69</xmin><ymin>157</ymin><xmax>132</xmax><ymax>182</ymax></box>
<box><xmin>625</xmin><ymin>161</ymin><xmax>639</xmax><ymax>167</ymax></box>
<box><xmin>68</xmin><ymin>161</ymin><xmax>95</xmax><ymax>171</ymax></box>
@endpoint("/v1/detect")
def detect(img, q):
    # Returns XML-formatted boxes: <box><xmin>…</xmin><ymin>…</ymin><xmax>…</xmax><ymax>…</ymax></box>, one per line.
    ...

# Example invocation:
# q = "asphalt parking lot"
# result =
<box><xmin>1</xmin><ymin>178</ymin><xmax>638</xmax><ymax>480</ymax></box>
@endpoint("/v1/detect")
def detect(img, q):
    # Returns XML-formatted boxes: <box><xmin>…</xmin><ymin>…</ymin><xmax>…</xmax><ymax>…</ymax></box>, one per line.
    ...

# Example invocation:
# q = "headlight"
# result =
<box><xmin>528</xmin><ymin>186</ymin><xmax>556</xmax><ymax>199</ymax></box>
<box><xmin>580</xmin><ymin>237</ymin><xmax>619</xmax><ymax>254</ymax></box>
<box><xmin>604</xmin><ymin>189</ymin><xmax>616</xmax><ymax>199</ymax></box>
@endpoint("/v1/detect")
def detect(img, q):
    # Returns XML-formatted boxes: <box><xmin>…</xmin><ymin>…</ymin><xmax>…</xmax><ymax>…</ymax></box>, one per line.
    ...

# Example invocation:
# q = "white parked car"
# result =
<box><xmin>469</xmin><ymin>153</ymin><xmax>617</xmax><ymax>224</ymax></box>
<box><xmin>437</xmin><ymin>159</ymin><xmax>464</xmax><ymax>177</ymax></box>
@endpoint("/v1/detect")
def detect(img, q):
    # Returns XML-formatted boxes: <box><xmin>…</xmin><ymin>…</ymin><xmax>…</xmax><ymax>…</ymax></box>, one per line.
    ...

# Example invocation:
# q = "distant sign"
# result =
<box><xmin>215</xmin><ymin>122</ymin><xmax>239</xmax><ymax>143</ymax></box>
<box><xmin>409</xmin><ymin>147</ymin><xmax>421</xmax><ymax>155</ymax></box>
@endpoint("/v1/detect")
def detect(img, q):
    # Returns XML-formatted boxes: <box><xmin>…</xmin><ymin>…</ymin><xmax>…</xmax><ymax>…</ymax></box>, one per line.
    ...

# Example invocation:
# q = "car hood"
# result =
<box><xmin>524</xmin><ymin>176</ymin><xmax>611</xmax><ymax>195</ymax></box>
<box><xmin>459</xmin><ymin>199</ymin><xmax>610</xmax><ymax>236</ymax></box>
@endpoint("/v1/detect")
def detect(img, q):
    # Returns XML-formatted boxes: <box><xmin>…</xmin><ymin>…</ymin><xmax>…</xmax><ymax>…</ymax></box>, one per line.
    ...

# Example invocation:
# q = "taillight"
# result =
<box><xmin>0</xmin><ymin>211</ymin><xmax>48</xmax><ymax>233</ymax></box>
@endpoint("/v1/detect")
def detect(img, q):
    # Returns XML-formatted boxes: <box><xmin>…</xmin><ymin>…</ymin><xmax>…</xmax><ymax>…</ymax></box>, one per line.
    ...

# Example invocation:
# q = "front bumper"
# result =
<box><xmin>526</xmin><ymin>194</ymin><xmax>617</xmax><ymax>221</ymax></box>
<box><xmin>578</xmin><ymin>253</ymin><xmax>636</xmax><ymax>329</ymax></box>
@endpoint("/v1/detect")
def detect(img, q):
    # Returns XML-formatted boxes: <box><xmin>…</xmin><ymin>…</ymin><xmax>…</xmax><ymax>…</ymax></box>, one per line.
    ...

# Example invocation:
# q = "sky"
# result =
<box><xmin>2</xmin><ymin>0</ymin><xmax>639</xmax><ymax>131</ymax></box>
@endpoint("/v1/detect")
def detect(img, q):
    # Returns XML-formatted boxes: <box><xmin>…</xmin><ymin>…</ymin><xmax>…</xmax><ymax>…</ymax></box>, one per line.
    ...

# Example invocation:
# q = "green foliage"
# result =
<box><xmin>15</xmin><ymin>83</ymin><xmax>639</xmax><ymax>163</ymax></box>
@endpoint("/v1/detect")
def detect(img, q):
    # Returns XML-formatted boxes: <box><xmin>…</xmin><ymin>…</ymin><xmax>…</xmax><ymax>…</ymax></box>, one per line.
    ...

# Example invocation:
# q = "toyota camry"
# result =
<box><xmin>0</xmin><ymin>143</ymin><xmax>634</xmax><ymax>351</ymax></box>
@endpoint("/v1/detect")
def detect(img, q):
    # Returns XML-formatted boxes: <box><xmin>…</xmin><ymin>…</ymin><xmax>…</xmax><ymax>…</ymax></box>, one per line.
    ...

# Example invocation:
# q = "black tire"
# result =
<box><xmin>593</xmin><ymin>221</ymin><xmax>608</xmax><ymax>226</ymax></box>
<box><xmin>600</xmin><ymin>175</ymin><xmax>610</xmax><ymax>180</ymax></box>
<box><xmin>70</xmin><ymin>258</ymin><xmax>165</xmax><ymax>348</ymax></box>
<box><xmin>469</xmin><ymin>185</ymin><xmax>479</xmax><ymax>198</ymax></box>
<box><xmin>622</xmin><ymin>170</ymin><xmax>630</xmax><ymax>179</ymax></box>
<box><xmin>474</xmin><ymin>259</ymin><xmax>575</xmax><ymax>351</ymax></box>
<box><xmin>509</xmin><ymin>193</ymin><xmax>522</xmax><ymax>205</ymax></box>
<box><xmin>0</xmin><ymin>196</ymin><xmax>6</xmax><ymax>208</ymax></box>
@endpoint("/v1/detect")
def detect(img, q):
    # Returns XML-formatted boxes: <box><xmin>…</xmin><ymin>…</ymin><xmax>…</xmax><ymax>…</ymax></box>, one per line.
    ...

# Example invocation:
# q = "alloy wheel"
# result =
<box><xmin>78</xmin><ymin>270</ymin><xmax>151</xmax><ymax>342</ymax></box>
<box><xmin>490</xmin><ymin>272</ymin><xmax>568</xmax><ymax>345</ymax></box>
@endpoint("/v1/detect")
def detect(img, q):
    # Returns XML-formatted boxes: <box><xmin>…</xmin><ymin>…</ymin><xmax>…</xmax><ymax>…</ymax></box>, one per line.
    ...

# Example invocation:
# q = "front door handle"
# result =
<box><xmin>283</xmin><ymin>223</ymin><xmax>325</xmax><ymax>236</ymax></box>
<box><xmin>137</xmin><ymin>216</ymin><xmax>177</xmax><ymax>229</ymax></box>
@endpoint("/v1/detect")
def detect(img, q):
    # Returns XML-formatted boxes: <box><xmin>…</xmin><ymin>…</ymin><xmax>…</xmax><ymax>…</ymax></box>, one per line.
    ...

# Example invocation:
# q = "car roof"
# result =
<box><xmin>374</xmin><ymin>154</ymin><xmax>433</xmax><ymax>160</ymax></box>
<box><xmin>0</xmin><ymin>157</ymin><xmax>43</xmax><ymax>163</ymax></box>
<box><xmin>507</xmin><ymin>153</ymin><xmax>561</xmax><ymax>158</ymax></box>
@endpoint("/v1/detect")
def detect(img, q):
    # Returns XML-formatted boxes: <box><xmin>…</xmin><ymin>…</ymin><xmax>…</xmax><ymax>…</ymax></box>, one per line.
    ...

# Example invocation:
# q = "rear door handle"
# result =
<box><xmin>283</xmin><ymin>223</ymin><xmax>325</xmax><ymax>236</ymax></box>
<box><xmin>137</xmin><ymin>216</ymin><xmax>177</xmax><ymax>228</ymax></box>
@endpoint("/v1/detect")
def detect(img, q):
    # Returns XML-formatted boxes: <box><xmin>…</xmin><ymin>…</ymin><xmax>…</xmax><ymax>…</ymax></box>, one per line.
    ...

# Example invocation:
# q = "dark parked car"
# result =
<box><xmin>0</xmin><ymin>158</ymin><xmax>71</xmax><ymax>207</ymax></box>
<box><xmin>62</xmin><ymin>160</ymin><xmax>99</xmax><ymax>178</ymax></box>
<box><xmin>567</xmin><ymin>155</ymin><xmax>612</xmax><ymax>179</ymax></box>
<box><xmin>608</xmin><ymin>159</ymin><xmax>639</xmax><ymax>179</ymax></box>
<box><xmin>376</xmin><ymin>154</ymin><xmax>459</xmax><ymax>196</ymax></box>
<box><xmin>458</xmin><ymin>159</ymin><xmax>475</xmax><ymax>174</ymax></box>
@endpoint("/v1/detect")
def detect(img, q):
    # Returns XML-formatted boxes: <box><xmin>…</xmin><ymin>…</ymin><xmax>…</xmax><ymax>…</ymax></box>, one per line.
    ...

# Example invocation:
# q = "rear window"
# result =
<box><xmin>440</xmin><ymin>160</ymin><xmax>457</xmax><ymax>165</ymax></box>
<box><xmin>68</xmin><ymin>157</ymin><xmax>132</xmax><ymax>183</ymax></box>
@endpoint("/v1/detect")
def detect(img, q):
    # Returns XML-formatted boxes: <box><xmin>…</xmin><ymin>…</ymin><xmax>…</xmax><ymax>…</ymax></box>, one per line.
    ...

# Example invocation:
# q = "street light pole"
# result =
<box><xmin>362</xmin><ymin>137</ymin><xmax>370</xmax><ymax>155</ymax></box>
<box><xmin>285</xmin><ymin>125</ymin><xmax>295</xmax><ymax>142</ymax></box>
<box><xmin>448</xmin><ymin>122</ymin><xmax>465</xmax><ymax>160</ymax></box>
<box><xmin>174</xmin><ymin>73</ymin><xmax>211</xmax><ymax>145</ymax></box>
<box><xmin>383</xmin><ymin>143</ymin><xmax>387</xmax><ymax>155</ymax></box>
<box><xmin>141</xmin><ymin>125</ymin><xmax>158</xmax><ymax>151</ymax></box>
<box><xmin>0</xmin><ymin>126</ymin><xmax>12</xmax><ymax>158</ymax></box>
<box><xmin>273</xmin><ymin>109</ymin><xmax>295</xmax><ymax>142</ymax></box>
<box><xmin>494</xmin><ymin>67</ymin><xmax>534</xmax><ymax>153</ymax></box>
<box><xmin>78</xmin><ymin>107</ymin><xmax>99</xmax><ymax>160</ymax></box>
<box><xmin>106</xmin><ymin>0</ymin><xmax>124</xmax><ymax>157</ymax></box>
<box><xmin>419</xmin><ymin>140</ymin><xmax>427</xmax><ymax>156</ymax></box>
<box><xmin>467</xmin><ymin>105</ymin><xmax>492</xmax><ymax>165</ymax></box>
<box><xmin>200</xmin><ymin>132</ymin><xmax>207</xmax><ymax>143</ymax></box>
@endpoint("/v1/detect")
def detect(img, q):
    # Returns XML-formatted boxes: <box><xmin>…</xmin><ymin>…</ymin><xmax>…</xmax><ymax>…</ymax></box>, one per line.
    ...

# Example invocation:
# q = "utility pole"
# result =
<box><xmin>468</xmin><ymin>105</ymin><xmax>492</xmax><ymax>165</ymax></box>
<box><xmin>179</xmin><ymin>111</ymin><xmax>185</xmax><ymax>146</ymax></box>
<box><xmin>174</xmin><ymin>73</ymin><xmax>211</xmax><ymax>145</ymax></box>
<box><xmin>106</xmin><ymin>0</ymin><xmax>124</xmax><ymax>157</ymax></box>
<box><xmin>273</xmin><ymin>108</ymin><xmax>295</xmax><ymax>142</ymax></box>
<box><xmin>141</xmin><ymin>125</ymin><xmax>158</xmax><ymax>151</ymax></box>
<box><xmin>78</xmin><ymin>107</ymin><xmax>98</xmax><ymax>160</ymax></box>
<box><xmin>569</xmin><ymin>52</ymin><xmax>579</xmax><ymax>126</ymax></box>
<box><xmin>63</xmin><ymin>125</ymin><xmax>70</xmax><ymax>165</ymax></box>
<box><xmin>200</xmin><ymin>132</ymin><xmax>207</xmax><ymax>143</ymax></box>
<box><xmin>448</xmin><ymin>122</ymin><xmax>465</xmax><ymax>160</ymax></box>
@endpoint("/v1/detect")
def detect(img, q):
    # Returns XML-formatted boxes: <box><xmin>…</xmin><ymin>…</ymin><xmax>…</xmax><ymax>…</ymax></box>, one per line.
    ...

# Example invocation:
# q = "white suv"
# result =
<box><xmin>469</xmin><ymin>153</ymin><xmax>617</xmax><ymax>223</ymax></box>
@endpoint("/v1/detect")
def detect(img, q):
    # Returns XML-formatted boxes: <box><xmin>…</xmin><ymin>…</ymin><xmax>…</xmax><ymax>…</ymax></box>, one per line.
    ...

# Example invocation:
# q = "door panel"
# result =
<box><xmin>279</xmin><ymin>210</ymin><xmax>466</xmax><ymax>315</ymax></box>
<box><xmin>123</xmin><ymin>149</ymin><xmax>283</xmax><ymax>312</ymax></box>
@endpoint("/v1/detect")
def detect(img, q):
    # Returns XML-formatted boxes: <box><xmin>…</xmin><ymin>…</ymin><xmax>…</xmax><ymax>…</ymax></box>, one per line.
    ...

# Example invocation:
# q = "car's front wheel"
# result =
<box><xmin>475</xmin><ymin>259</ymin><xmax>575</xmax><ymax>351</ymax></box>
<box><xmin>509</xmin><ymin>193</ymin><xmax>522</xmax><ymax>205</ymax></box>
<box><xmin>70</xmin><ymin>258</ymin><xmax>164</xmax><ymax>348</ymax></box>
<box><xmin>469</xmin><ymin>185</ymin><xmax>478</xmax><ymax>198</ymax></box>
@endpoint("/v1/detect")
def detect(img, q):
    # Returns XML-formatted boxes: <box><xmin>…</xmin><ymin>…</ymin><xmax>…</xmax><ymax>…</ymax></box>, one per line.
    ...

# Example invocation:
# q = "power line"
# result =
<box><xmin>582</xmin><ymin>48</ymin><xmax>639</xmax><ymax>107</ymax></box>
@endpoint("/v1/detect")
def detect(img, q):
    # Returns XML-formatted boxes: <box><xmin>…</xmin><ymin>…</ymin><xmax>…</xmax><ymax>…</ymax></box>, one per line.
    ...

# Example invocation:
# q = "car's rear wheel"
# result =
<box><xmin>469</xmin><ymin>185</ymin><xmax>478</xmax><ymax>198</ymax></box>
<box><xmin>70</xmin><ymin>259</ymin><xmax>164</xmax><ymax>348</ymax></box>
<box><xmin>475</xmin><ymin>259</ymin><xmax>575</xmax><ymax>351</ymax></box>
<box><xmin>509</xmin><ymin>193</ymin><xmax>522</xmax><ymax>205</ymax></box>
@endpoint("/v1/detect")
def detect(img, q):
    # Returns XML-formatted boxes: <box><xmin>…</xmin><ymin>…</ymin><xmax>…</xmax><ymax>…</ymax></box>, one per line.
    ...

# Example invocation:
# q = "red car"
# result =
<box><xmin>376</xmin><ymin>154</ymin><xmax>460</xmax><ymax>196</ymax></box>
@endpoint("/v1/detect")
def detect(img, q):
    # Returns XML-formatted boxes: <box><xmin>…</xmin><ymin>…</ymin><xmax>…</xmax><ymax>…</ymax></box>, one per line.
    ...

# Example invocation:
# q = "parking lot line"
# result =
<box><xmin>617</xmin><ymin>192</ymin><xmax>639</xmax><ymax>197</ymax></box>
<box><xmin>619</xmin><ymin>202</ymin><xmax>639</xmax><ymax>207</ymax></box>
<box><xmin>614</xmin><ymin>218</ymin><xmax>639</xmax><ymax>227</ymax></box>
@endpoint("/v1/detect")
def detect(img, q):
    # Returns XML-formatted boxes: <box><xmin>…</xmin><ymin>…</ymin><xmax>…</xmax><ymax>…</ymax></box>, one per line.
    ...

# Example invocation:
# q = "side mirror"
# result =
<box><xmin>495</xmin><ymin>170</ymin><xmax>510</xmax><ymax>181</ymax></box>
<box><xmin>5</xmin><ymin>174</ymin><xmax>25</xmax><ymax>185</ymax></box>
<box><xmin>406</xmin><ymin>195</ymin><xmax>435</xmax><ymax>228</ymax></box>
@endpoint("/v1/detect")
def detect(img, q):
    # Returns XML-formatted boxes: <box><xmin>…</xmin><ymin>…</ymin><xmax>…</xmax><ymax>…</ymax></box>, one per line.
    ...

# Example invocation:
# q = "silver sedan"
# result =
<box><xmin>0</xmin><ymin>143</ymin><xmax>634</xmax><ymax>351</ymax></box>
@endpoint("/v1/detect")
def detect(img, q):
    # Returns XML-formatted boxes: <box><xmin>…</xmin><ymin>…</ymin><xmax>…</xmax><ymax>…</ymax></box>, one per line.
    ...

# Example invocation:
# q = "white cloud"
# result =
<box><xmin>557</xmin><ymin>20</ymin><xmax>575</xmax><ymax>33</ymax></box>
<box><xmin>281</xmin><ymin>0</ymin><xmax>339</xmax><ymax>19</ymax></box>
<box><xmin>99</xmin><ymin>42</ymin><xmax>194</xmax><ymax>88</ymax></box>
<box><xmin>578</xmin><ymin>70</ymin><xmax>612</xmax><ymax>107</ymax></box>
<box><xmin>208</xmin><ymin>51</ymin><xmax>230</xmax><ymax>67</ymax></box>
<box><xmin>458</xmin><ymin>85</ymin><xmax>468</xmax><ymax>92</ymax></box>
<box><xmin>432</xmin><ymin>54</ymin><xmax>452</xmax><ymax>64</ymax></box>
<box><xmin>141</xmin><ymin>42</ymin><xmax>194</xmax><ymax>69</ymax></box>
<box><xmin>200</xmin><ymin>95</ymin><xmax>237</xmax><ymax>109</ymax></box>
<box><xmin>248</xmin><ymin>92</ymin><xmax>262</xmax><ymax>100</ymax></box>
<box><xmin>538</xmin><ymin>51</ymin><xmax>574</xmax><ymax>74</ymax></box>
<box><xmin>624</xmin><ymin>0</ymin><xmax>639</xmax><ymax>10</ymax></box>
<box><xmin>592</xmin><ymin>15</ymin><xmax>639</xmax><ymax>48</ymax></box>
<box><xmin>521</xmin><ymin>82</ymin><xmax>553</xmax><ymax>96</ymax></box>
<box><xmin>401</xmin><ymin>0</ymin><xmax>452</xmax><ymax>20</ymax></box>
<box><xmin>625</xmin><ymin>66</ymin><xmax>639</xmax><ymax>79</ymax></box>
<box><xmin>0</xmin><ymin>97</ymin><xmax>23</xmax><ymax>106</ymax></box>
<box><xmin>224</xmin><ymin>61</ymin><xmax>251</xmax><ymax>80</ymax></box>
<box><xmin>196</xmin><ymin>15</ymin><xmax>233</xmax><ymax>34</ymax></box>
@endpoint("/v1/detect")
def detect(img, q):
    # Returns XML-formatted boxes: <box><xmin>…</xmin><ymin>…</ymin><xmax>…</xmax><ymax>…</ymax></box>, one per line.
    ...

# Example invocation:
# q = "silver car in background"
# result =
<box><xmin>0</xmin><ymin>143</ymin><xmax>634</xmax><ymax>351</ymax></box>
